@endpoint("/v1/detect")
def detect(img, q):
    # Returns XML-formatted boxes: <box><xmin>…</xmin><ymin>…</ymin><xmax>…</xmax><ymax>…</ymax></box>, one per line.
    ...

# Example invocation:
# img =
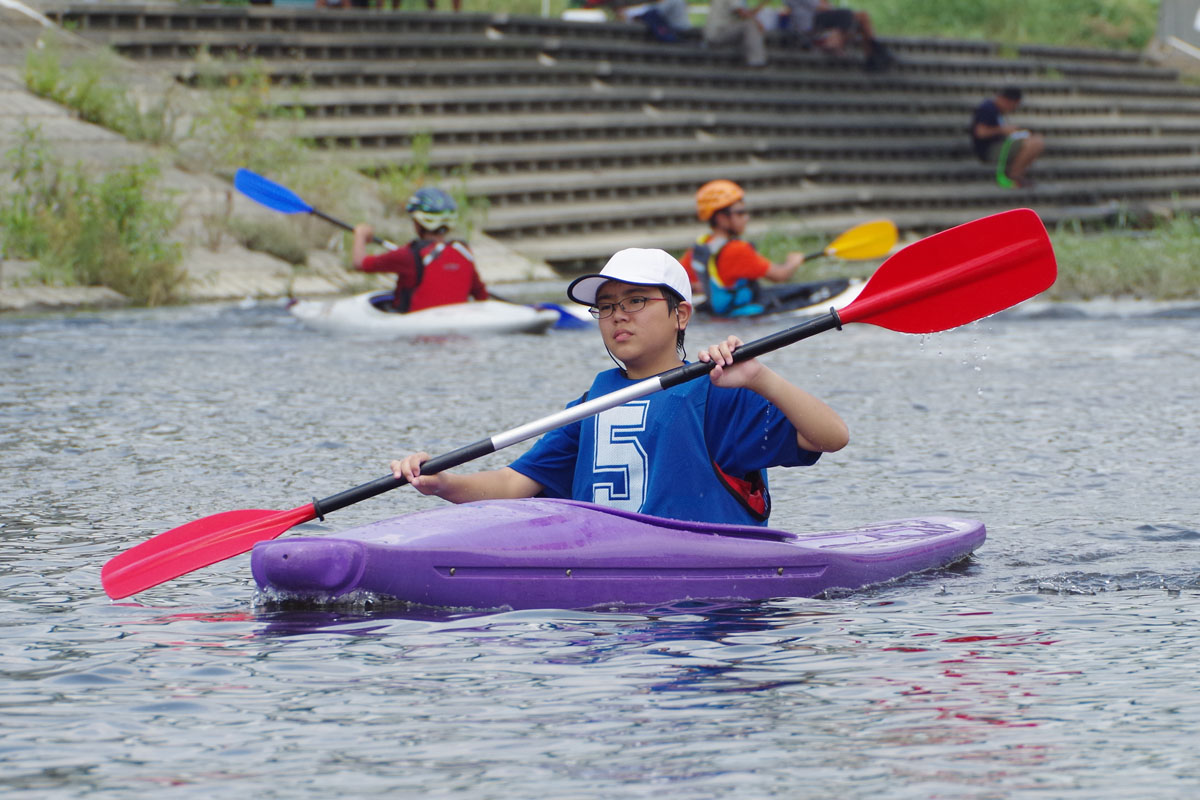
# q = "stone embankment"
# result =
<box><xmin>0</xmin><ymin>2</ymin><xmax>554</xmax><ymax>313</ymax></box>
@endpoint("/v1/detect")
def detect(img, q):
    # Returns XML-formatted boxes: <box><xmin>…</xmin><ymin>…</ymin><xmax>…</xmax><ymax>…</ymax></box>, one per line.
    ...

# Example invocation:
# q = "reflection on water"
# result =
<box><xmin>2</xmin><ymin>299</ymin><xmax>1200</xmax><ymax>798</ymax></box>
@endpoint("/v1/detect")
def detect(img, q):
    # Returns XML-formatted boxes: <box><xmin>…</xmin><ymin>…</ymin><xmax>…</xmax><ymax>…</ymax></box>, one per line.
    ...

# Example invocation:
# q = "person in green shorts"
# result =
<box><xmin>970</xmin><ymin>87</ymin><xmax>1045</xmax><ymax>189</ymax></box>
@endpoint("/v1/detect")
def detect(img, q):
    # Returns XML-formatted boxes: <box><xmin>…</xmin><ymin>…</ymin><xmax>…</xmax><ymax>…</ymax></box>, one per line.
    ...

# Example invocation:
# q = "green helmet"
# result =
<box><xmin>405</xmin><ymin>187</ymin><xmax>458</xmax><ymax>232</ymax></box>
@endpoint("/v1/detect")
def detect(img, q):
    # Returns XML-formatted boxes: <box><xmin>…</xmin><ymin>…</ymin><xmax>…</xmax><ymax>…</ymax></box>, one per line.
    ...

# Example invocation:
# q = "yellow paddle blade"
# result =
<box><xmin>824</xmin><ymin>219</ymin><xmax>898</xmax><ymax>260</ymax></box>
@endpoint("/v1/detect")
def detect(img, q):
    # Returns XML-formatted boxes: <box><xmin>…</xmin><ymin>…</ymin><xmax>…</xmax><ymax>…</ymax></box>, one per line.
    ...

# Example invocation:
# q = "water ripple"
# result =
<box><xmin>2</xmin><ymin>303</ymin><xmax>1200</xmax><ymax>798</ymax></box>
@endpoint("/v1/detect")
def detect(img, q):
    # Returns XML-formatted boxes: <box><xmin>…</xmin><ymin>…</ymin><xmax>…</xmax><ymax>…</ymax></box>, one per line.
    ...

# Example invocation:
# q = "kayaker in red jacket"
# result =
<box><xmin>390</xmin><ymin>247</ymin><xmax>849</xmax><ymax>526</ymax></box>
<box><xmin>352</xmin><ymin>186</ymin><xmax>488</xmax><ymax>313</ymax></box>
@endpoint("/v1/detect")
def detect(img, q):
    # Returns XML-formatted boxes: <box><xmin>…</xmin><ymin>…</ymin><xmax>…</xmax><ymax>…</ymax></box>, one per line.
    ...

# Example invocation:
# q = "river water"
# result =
<box><xmin>2</xmin><ymin>295</ymin><xmax>1199</xmax><ymax>798</ymax></box>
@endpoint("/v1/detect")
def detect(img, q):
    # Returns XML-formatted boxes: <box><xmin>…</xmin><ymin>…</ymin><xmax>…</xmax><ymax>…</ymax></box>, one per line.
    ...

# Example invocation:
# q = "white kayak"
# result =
<box><xmin>762</xmin><ymin>278</ymin><xmax>867</xmax><ymax>320</ymax></box>
<box><xmin>288</xmin><ymin>292</ymin><xmax>561</xmax><ymax>337</ymax></box>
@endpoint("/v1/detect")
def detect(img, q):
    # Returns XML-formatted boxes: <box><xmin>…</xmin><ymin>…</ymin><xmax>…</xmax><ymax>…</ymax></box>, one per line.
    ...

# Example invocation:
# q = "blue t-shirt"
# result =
<box><xmin>970</xmin><ymin>98</ymin><xmax>1005</xmax><ymax>160</ymax></box>
<box><xmin>509</xmin><ymin>367</ymin><xmax>818</xmax><ymax>520</ymax></box>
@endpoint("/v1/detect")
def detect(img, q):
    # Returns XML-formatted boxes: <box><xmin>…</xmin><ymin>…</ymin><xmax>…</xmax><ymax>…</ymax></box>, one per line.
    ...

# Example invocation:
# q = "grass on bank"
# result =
<box><xmin>853</xmin><ymin>0</ymin><xmax>1157</xmax><ymax>52</ymax></box>
<box><xmin>756</xmin><ymin>214</ymin><xmax>1200</xmax><ymax>303</ymax></box>
<box><xmin>380</xmin><ymin>0</ymin><xmax>1158</xmax><ymax>52</ymax></box>
<box><xmin>1047</xmin><ymin>216</ymin><xmax>1200</xmax><ymax>300</ymax></box>
<box><xmin>0</xmin><ymin>128</ymin><xmax>186</xmax><ymax>305</ymax></box>
<box><xmin>15</xmin><ymin>36</ymin><xmax>488</xmax><ymax>303</ymax></box>
<box><xmin>23</xmin><ymin>37</ymin><xmax>180</xmax><ymax>146</ymax></box>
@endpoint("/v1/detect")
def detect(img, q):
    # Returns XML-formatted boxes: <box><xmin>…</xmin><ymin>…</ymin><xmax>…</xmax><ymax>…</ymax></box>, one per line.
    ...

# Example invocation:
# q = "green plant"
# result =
<box><xmin>855</xmin><ymin>0</ymin><xmax>1156</xmax><ymax>51</ymax></box>
<box><xmin>750</xmin><ymin>211</ymin><xmax>1200</xmax><ymax>301</ymax></box>
<box><xmin>374</xmin><ymin>133</ymin><xmax>490</xmax><ymax>238</ymax></box>
<box><xmin>184</xmin><ymin>58</ymin><xmax>311</xmax><ymax>174</ymax></box>
<box><xmin>376</xmin><ymin>132</ymin><xmax>436</xmax><ymax>201</ymax></box>
<box><xmin>226</xmin><ymin>217</ymin><xmax>311</xmax><ymax>265</ymax></box>
<box><xmin>0</xmin><ymin>127</ymin><xmax>186</xmax><ymax>305</ymax></box>
<box><xmin>24</xmin><ymin>35</ymin><xmax>180</xmax><ymax>147</ymax></box>
<box><xmin>0</xmin><ymin>129</ymin><xmax>55</xmax><ymax>260</ymax></box>
<box><xmin>1047</xmin><ymin>214</ymin><xmax>1200</xmax><ymax>300</ymax></box>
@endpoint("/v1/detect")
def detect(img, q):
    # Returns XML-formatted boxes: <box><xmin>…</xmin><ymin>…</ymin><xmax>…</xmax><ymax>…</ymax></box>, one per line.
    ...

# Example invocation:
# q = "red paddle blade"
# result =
<box><xmin>840</xmin><ymin>208</ymin><xmax>1056</xmax><ymax>334</ymax></box>
<box><xmin>101</xmin><ymin>504</ymin><xmax>317</xmax><ymax>599</ymax></box>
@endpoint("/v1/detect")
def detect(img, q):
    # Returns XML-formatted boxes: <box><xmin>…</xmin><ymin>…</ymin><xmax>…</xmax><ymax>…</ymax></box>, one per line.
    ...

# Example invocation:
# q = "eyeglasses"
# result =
<box><xmin>588</xmin><ymin>296</ymin><xmax>667</xmax><ymax>320</ymax></box>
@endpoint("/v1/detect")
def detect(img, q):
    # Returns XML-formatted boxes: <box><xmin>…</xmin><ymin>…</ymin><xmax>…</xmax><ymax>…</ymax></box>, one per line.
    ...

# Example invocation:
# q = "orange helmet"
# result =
<box><xmin>695</xmin><ymin>179</ymin><xmax>745</xmax><ymax>221</ymax></box>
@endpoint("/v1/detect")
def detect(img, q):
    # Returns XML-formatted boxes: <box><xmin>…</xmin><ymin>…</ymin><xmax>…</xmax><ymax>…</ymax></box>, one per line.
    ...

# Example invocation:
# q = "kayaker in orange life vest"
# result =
<box><xmin>351</xmin><ymin>186</ymin><xmax>489</xmax><ymax>313</ymax></box>
<box><xmin>679</xmin><ymin>180</ymin><xmax>811</xmax><ymax>317</ymax></box>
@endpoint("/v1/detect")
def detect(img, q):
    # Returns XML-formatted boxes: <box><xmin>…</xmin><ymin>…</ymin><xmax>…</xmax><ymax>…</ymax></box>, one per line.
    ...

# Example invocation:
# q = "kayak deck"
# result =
<box><xmin>289</xmin><ymin>292</ymin><xmax>560</xmax><ymax>336</ymax></box>
<box><xmin>695</xmin><ymin>278</ymin><xmax>866</xmax><ymax>321</ymax></box>
<box><xmin>251</xmin><ymin>499</ymin><xmax>985</xmax><ymax>610</ymax></box>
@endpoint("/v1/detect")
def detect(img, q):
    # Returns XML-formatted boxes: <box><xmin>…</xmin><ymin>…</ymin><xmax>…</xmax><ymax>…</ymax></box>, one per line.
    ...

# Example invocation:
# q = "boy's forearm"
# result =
<box><xmin>748</xmin><ymin>368</ymin><xmax>849</xmax><ymax>453</ymax></box>
<box><xmin>433</xmin><ymin>467</ymin><xmax>541</xmax><ymax>504</ymax></box>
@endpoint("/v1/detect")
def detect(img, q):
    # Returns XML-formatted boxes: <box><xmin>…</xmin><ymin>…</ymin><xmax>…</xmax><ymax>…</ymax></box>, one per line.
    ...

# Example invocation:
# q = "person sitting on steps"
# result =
<box><xmin>705</xmin><ymin>0</ymin><xmax>771</xmax><ymax>68</ymax></box>
<box><xmin>624</xmin><ymin>0</ymin><xmax>692</xmax><ymax>43</ymax></box>
<box><xmin>970</xmin><ymin>87</ymin><xmax>1046</xmax><ymax>189</ymax></box>
<box><xmin>352</xmin><ymin>187</ymin><xmax>489</xmax><ymax>313</ymax></box>
<box><xmin>783</xmin><ymin>0</ymin><xmax>895</xmax><ymax>72</ymax></box>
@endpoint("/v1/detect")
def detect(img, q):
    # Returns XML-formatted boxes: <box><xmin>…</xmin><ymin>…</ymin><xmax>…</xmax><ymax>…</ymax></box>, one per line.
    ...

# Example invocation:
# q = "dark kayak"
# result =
<box><xmin>695</xmin><ymin>278</ymin><xmax>865</xmax><ymax>320</ymax></box>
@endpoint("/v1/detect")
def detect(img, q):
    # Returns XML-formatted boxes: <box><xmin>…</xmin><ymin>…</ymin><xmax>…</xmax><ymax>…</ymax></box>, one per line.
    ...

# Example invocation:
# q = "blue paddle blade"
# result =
<box><xmin>534</xmin><ymin>303</ymin><xmax>595</xmax><ymax>330</ymax></box>
<box><xmin>234</xmin><ymin>168</ymin><xmax>314</xmax><ymax>215</ymax></box>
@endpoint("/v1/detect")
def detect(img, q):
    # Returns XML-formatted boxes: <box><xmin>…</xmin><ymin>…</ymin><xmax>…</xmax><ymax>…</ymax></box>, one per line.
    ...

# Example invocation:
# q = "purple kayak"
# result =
<box><xmin>250</xmin><ymin>498</ymin><xmax>985</xmax><ymax>610</ymax></box>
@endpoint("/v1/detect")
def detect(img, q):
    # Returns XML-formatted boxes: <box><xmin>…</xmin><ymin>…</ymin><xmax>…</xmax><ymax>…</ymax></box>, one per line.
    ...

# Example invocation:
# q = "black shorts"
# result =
<box><xmin>813</xmin><ymin>8</ymin><xmax>856</xmax><ymax>31</ymax></box>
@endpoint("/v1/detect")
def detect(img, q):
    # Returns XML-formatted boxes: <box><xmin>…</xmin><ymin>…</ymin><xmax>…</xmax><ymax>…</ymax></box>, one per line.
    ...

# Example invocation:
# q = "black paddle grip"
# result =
<box><xmin>314</xmin><ymin>310</ymin><xmax>843</xmax><ymax>517</ymax></box>
<box><xmin>314</xmin><ymin>438</ymin><xmax>496</xmax><ymax>517</ymax></box>
<box><xmin>659</xmin><ymin>310</ymin><xmax>842</xmax><ymax>390</ymax></box>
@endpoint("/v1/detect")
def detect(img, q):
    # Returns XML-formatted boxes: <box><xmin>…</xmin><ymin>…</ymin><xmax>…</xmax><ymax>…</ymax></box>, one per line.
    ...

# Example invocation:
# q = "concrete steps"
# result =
<box><xmin>348</xmin><ymin>132</ymin><xmax>1200</xmax><ymax>174</ymax></box>
<box><xmin>481</xmin><ymin>174</ymin><xmax>1200</xmax><ymax>239</ymax></box>
<box><xmin>76</xmin><ymin>25</ymin><xmax>1183</xmax><ymax>86</ymax></box>
<box><xmin>41</xmin><ymin>3</ymin><xmax>1200</xmax><ymax>272</ymax></box>
<box><xmin>272</xmin><ymin>83</ymin><xmax>1200</xmax><ymax>121</ymax></box>
<box><xmin>277</xmin><ymin>109</ymin><xmax>1200</xmax><ymax>146</ymax></box>
<box><xmin>463</xmin><ymin>155</ymin><xmax>1200</xmax><ymax>207</ymax></box>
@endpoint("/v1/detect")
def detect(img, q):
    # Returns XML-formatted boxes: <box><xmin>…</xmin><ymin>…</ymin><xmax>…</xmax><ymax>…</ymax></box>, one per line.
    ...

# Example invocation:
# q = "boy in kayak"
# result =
<box><xmin>351</xmin><ymin>186</ymin><xmax>489</xmax><ymax>312</ymax></box>
<box><xmin>392</xmin><ymin>247</ymin><xmax>848</xmax><ymax>526</ymax></box>
<box><xmin>679</xmin><ymin>179</ymin><xmax>814</xmax><ymax>317</ymax></box>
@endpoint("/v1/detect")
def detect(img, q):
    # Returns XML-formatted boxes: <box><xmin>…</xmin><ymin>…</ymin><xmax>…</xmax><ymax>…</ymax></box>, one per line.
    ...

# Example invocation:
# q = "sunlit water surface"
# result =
<box><xmin>2</xmin><ymin>297</ymin><xmax>1199</xmax><ymax>798</ymax></box>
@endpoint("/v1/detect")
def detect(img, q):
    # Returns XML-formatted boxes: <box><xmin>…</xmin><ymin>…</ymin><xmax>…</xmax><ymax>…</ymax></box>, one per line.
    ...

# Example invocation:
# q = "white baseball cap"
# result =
<box><xmin>567</xmin><ymin>248</ymin><xmax>693</xmax><ymax>306</ymax></box>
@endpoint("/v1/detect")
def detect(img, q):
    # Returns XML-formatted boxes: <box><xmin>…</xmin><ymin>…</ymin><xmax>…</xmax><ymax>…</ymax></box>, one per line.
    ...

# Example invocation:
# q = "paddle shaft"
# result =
<box><xmin>305</xmin><ymin>207</ymin><xmax>400</xmax><ymax>250</ymax></box>
<box><xmin>101</xmin><ymin>307</ymin><xmax>841</xmax><ymax>600</ymax></box>
<box><xmin>312</xmin><ymin>309</ymin><xmax>843</xmax><ymax>517</ymax></box>
<box><xmin>319</xmin><ymin>209</ymin><xmax>1053</xmax><ymax>515</ymax></box>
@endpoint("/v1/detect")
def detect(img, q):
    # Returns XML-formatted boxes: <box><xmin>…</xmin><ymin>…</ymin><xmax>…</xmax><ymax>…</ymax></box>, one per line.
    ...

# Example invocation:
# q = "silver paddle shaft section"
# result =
<box><xmin>315</xmin><ymin>310</ymin><xmax>841</xmax><ymax>518</ymax></box>
<box><xmin>491</xmin><ymin>375</ymin><xmax>667</xmax><ymax>449</ymax></box>
<box><xmin>314</xmin><ymin>376</ymin><xmax>677</xmax><ymax>516</ymax></box>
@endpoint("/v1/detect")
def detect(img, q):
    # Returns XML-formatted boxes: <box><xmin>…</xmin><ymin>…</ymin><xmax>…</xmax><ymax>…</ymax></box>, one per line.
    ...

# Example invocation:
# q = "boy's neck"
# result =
<box><xmin>623</xmin><ymin>351</ymin><xmax>684</xmax><ymax>380</ymax></box>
